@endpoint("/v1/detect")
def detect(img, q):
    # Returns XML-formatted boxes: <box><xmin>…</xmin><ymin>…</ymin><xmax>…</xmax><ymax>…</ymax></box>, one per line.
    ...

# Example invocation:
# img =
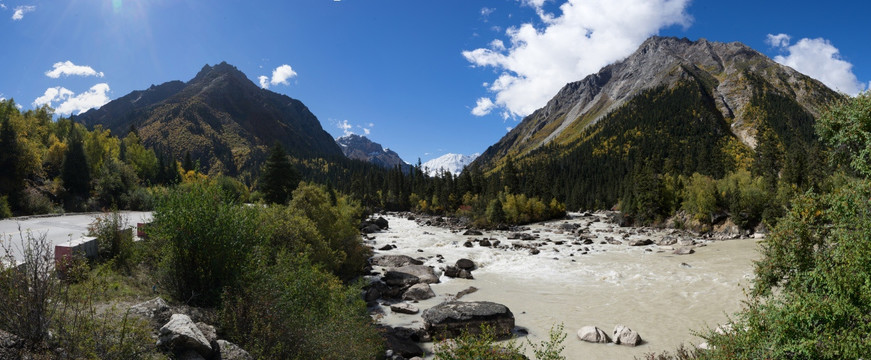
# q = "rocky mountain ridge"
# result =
<box><xmin>73</xmin><ymin>62</ymin><xmax>343</xmax><ymax>177</ymax></box>
<box><xmin>336</xmin><ymin>134</ymin><xmax>410</xmax><ymax>171</ymax></box>
<box><xmin>473</xmin><ymin>36</ymin><xmax>841</xmax><ymax>170</ymax></box>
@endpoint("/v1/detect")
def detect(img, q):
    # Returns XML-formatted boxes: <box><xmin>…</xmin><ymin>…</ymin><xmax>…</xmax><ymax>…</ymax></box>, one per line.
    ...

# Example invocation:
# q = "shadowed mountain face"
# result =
<box><xmin>73</xmin><ymin>62</ymin><xmax>342</xmax><ymax>177</ymax></box>
<box><xmin>336</xmin><ymin>134</ymin><xmax>411</xmax><ymax>171</ymax></box>
<box><xmin>472</xmin><ymin>36</ymin><xmax>842</xmax><ymax>173</ymax></box>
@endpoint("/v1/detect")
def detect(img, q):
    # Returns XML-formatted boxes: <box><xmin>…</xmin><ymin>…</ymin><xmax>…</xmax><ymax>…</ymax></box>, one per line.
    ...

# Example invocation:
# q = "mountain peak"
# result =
<box><xmin>473</xmin><ymin>36</ymin><xmax>838</xmax><ymax>170</ymax></box>
<box><xmin>336</xmin><ymin>134</ymin><xmax>410</xmax><ymax>170</ymax></box>
<box><xmin>422</xmin><ymin>153</ymin><xmax>479</xmax><ymax>176</ymax></box>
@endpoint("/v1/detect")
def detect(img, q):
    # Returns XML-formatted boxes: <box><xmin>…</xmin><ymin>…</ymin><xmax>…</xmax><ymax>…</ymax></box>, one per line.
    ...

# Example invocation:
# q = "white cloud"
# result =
<box><xmin>45</xmin><ymin>61</ymin><xmax>104</xmax><ymax>78</ymax></box>
<box><xmin>34</xmin><ymin>87</ymin><xmax>74</xmax><ymax>107</ymax></box>
<box><xmin>464</xmin><ymin>0</ymin><xmax>691</xmax><ymax>118</ymax></box>
<box><xmin>765</xmin><ymin>33</ymin><xmax>791</xmax><ymax>48</ymax></box>
<box><xmin>12</xmin><ymin>5</ymin><xmax>34</xmax><ymax>20</ymax></box>
<box><xmin>337</xmin><ymin>119</ymin><xmax>353</xmax><ymax>136</ymax></box>
<box><xmin>270</xmin><ymin>64</ymin><xmax>297</xmax><ymax>86</ymax></box>
<box><xmin>471</xmin><ymin>97</ymin><xmax>496</xmax><ymax>116</ymax></box>
<box><xmin>33</xmin><ymin>84</ymin><xmax>110</xmax><ymax>115</ymax></box>
<box><xmin>481</xmin><ymin>7</ymin><xmax>495</xmax><ymax>17</ymax></box>
<box><xmin>769</xmin><ymin>34</ymin><xmax>866</xmax><ymax>95</ymax></box>
<box><xmin>1</xmin><ymin>4</ymin><xmax>7</xmax><ymax>10</ymax></box>
<box><xmin>506</xmin><ymin>126</ymin><xmax>513</xmax><ymax>132</ymax></box>
<box><xmin>258</xmin><ymin>64</ymin><xmax>298</xmax><ymax>89</ymax></box>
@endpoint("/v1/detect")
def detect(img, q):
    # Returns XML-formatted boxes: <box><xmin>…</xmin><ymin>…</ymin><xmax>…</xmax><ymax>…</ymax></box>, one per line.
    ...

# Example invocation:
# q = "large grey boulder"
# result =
<box><xmin>403</xmin><ymin>283</ymin><xmax>436</xmax><ymax>301</ymax></box>
<box><xmin>383</xmin><ymin>271</ymin><xmax>421</xmax><ymax>288</ymax></box>
<box><xmin>380</xmin><ymin>326</ymin><xmax>424</xmax><ymax>359</ymax></box>
<box><xmin>371</xmin><ymin>254</ymin><xmax>424</xmax><ymax>267</ymax></box>
<box><xmin>612</xmin><ymin>324</ymin><xmax>642</xmax><ymax>346</ymax></box>
<box><xmin>577</xmin><ymin>326</ymin><xmax>610</xmax><ymax>343</ymax></box>
<box><xmin>455</xmin><ymin>258</ymin><xmax>476</xmax><ymax>270</ymax></box>
<box><xmin>673</xmin><ymin>247</ymin><xmax>695</xmax><ymax>255</ymax></box>
<box><xmin>129</xmin><ymin>297</ymin><xmax>170</xmax><ymax>323</ymax></box>
<box><xmin>392</xmin><ymin>265</ymin><xmax>440</xmax><ymax>284</ymax></box>
<box><xmin>422</xmin><ymin>301</ymin><xmax>515</xmax><ymax>339</ymax></box>
<box><xmin>157</xmin><ymin>314</ymin><xmax>214</xmax><ymax>357</ymax></box>
<box><xmin>216</xmin><ymin>340</ymin><xmax>253</xmax><ymax>360</ymax></box>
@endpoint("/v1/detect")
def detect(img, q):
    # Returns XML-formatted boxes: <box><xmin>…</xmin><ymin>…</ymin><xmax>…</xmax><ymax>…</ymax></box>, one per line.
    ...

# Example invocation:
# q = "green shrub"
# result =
<box><xmin>221</xmin><ymin>251</ymin><xmax>382</xmax><ymax>359</ymax></box>
<box><xmin>433</xmin><ymin>324</ymin><xmax>566</xmax><ymax>360</ymax></box>
<box><xmin>149</xmin><ymin>181</ymin><xmax>262</xmax><ymax>306</ymax></box>
<box><xmin>695</xmin><ymin>179</ymin><xmax>871</xmax><ymax>359</ymax></box>
<box><xmin>89</xmin><ymin>211</ymin><xmax>135</xmax><ymax>269</ymax></box>
<box><xmin>0</xmin><ymin>195</ymin><xmax>11</xmax><ymax>219</ymax></box>
<box><xmin>121</xmin><ymin>187</ymin><xmax>155</xmax><ymax>211</ymax></box>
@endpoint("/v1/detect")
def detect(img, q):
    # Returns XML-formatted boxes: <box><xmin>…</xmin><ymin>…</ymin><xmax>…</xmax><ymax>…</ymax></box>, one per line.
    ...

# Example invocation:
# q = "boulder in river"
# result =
<box><xmin>379</xmin><ymin>326</ymin><xmax>424</xmax><ymax>359</ymax></box>
<box><xmin>444</xmin><ymin>265</ymin><xmax>474</xmax><ymax>279</ymax></box>
<box><xmin>628</xmin><ymin>239</ymin><xmax>654</xmax><ymax>246</ymax></box>
<box><xmin>371</xmin><ymin>254</ymin><xmax>424</xmax><ymax>267</ymax></box>
<box><xmin>673</xmin><ymin>247</ymin><xmax>695</xmax><ymax>255</ymax></box>
<box><xmin>374</xmin><ymin>217</ymin><xmax>390</xmax><ymax>230</ymax></box>
<box><xmin>422</xmin><ymin>301</ymin><xmax>515</xmax><ymax>340</ymax></box>
<box><xmin>455</xmin><ymin>258</ymin><xmax>476</xmax><ymax>270</ymax></box>
<box><xmin>391</xmin><ymin>302</ymin><xmax>420</xmax><ymax>314</ymax></box>
<box><xmin>392</xmin><ymin>264</ymin><xmax>441</xmax><ymax>284</ymax></box>
<box><xmin>577</xmin><ymin>326</ymin><xmax>611</xmax><ymax>343</ymax></box>
<box><xmin>463</xmin><ymin>229</ymin><xmax>483</xmax><ymax>236</ymax></box>
<box><xmin>612</xmin><ymin>324</ymin><xmax>642</xmax><ymax>346</ymax></box>
<box><xmin>362</xmin><ymin>224</ymin><xmax>382</xmax><ymax>234</ymax></box>
<box><xmin>403</xmin><ymin>283</ymin><xmax>436</xmax><ymax>301</ymax></box>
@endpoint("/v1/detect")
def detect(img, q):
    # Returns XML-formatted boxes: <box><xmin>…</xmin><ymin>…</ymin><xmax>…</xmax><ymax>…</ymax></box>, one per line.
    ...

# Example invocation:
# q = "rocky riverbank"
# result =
<box><xmin>362</xmin><ymin>211</ymin><xmax>760</xmax><ymax>359</ymax></box>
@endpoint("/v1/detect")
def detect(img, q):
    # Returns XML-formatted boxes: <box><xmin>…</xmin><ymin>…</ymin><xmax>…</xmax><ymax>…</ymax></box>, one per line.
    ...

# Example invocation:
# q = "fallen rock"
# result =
<box><xmin>577</xmin><ymin>326</ymin><xmax>610</xmax><ymax>343</ymax></box>
<box><xmin>391</xmin><ymin>302</ymin><xmax>420</xmax><ymax>314</ymax></box>
<box><xmin>455</xmin><ymin>258</ymin><xmax>476</xmax><ymax>270</ymax></box>
<box><xmin>463</xmin><ymin>229</ymin><xmax>483</xmax><ymax>236</ymax></box>
<box><xmin>612</xmin><ymin>324</ymin><xmax>642</xmax><ymax>346</ymax></box>
<box><xmin>370</xmin><ymin>254</ymin><xmax>424</xmax><ymax>267</ymax></box>
<box><xmin>422</xmin><ymin>301</ymin><xmax>515</xmax><ymax>340</ymax></box>
<box><xmin>479</xmin><ymin>239</ymin><xmax>492</xmax><ymax>247</ymax></box>
<box><xmin>378</xmin><ymin>244</ymin><xmax>396</xmax><ymax>251</ymax></box>
<box><xmin>157</xmin><ymin>314</ymin><xmax>213</xmax><ymax>358</ymax></box>
<box><xmin>463</xmin><ymin>241</ymin><xmax>473</xmax><ymax>248</ymax></box>
<box><xmin>673</xmin><ymin>247</ymin><xmax>695</xmax><ymax>255</ymax></box>
<box><xmin>403</xmin><ymin>283</ymin><xmax>436</xmax><ymax>301</ymax></box>
<box><xmin>216</xmin><ymin>340</ymin><xmax>253</xmax><ymax>360</ymax></box>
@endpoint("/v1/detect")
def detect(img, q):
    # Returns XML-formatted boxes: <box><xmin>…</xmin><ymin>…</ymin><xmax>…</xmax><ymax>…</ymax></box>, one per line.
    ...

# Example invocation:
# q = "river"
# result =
<box><xmin>370</xmin><ymin>213</ymin><xmax>759</xmax><ymax>359</ymax></box>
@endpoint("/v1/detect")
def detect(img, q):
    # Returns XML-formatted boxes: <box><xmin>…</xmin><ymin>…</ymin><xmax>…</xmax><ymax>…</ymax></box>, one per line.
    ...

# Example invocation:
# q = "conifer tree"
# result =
<box><xmin>62</xmin><ymin>129</ymin><xmax>91</xmax><ymax>206</ymax></box>
<box><xmin>260</xmin><ymin>142</ymin><xmax>299</xmax><ymax>204</ymax></box>
<box><xmin>0</xmin><ymin>117</ymin><xmax>24</xmax><ymax>211</ymax></box>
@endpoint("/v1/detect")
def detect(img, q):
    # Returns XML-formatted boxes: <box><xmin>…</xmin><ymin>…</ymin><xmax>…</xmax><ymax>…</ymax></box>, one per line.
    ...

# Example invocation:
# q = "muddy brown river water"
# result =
<box><xmin>370</xmin><ymin>213</ymin><xmax>759</xmax><ymax>359</ymax></box>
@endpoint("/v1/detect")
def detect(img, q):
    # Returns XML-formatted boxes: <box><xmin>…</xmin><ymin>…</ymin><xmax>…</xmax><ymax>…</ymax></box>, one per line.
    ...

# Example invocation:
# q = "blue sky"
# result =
<box><xmin>1</xmin><ymin>0</ymin><xmax>868</xmax><ymax>164</ymax></box>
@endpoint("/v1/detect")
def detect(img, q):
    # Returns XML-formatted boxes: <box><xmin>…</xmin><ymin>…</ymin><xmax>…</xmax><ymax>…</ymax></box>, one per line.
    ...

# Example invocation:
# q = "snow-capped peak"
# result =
<box><xmin>422</xmin><ymin>153</ymin><xmax>479</xmax><ymax>176</ymax></box>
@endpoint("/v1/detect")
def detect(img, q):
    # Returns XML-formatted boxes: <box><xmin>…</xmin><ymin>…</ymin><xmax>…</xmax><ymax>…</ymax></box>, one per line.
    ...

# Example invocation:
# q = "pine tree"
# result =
<box><xmin>62</xmin><ymin>129</ymin><xmax>91</xmax><ymax>207</ymax></box>
<box><xmin>260</xmin><ymin>142</ymin><xmax>299</xmax><ymax>204</ymax></box>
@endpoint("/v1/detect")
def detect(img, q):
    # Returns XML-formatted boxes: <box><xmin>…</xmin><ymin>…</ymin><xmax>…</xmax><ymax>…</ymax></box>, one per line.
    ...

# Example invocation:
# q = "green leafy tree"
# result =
<box><xmin>260</xmin><ymin>142</ymin><xmax>300</xmax><ymax>204</ymax></box>
<box><xmin>816</xmin><ymin>91</ymin><xmax>871</xmax><ymax>177</ymax></box>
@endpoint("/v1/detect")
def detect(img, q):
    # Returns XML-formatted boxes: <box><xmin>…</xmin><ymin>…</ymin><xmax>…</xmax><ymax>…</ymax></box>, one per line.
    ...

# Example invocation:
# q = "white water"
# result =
<box><xmin>369</xmin><ymin>213</ymin><xmax>759</xmax><ymax>359</ymax></box>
